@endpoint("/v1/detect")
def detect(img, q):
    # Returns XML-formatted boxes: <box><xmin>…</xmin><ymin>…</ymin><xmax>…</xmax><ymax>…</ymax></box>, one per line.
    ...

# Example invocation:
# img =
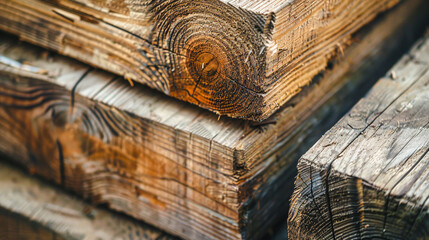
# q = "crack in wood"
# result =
<box><xmin>70</xmin><ymin>68</ymin><xmax>93</xmax><ymax>118</ymax></box>
<box><xmin>309</xmin><ymin>165</ymin><xmax>326</xmax><ymax>223</ymax></box>
<box><xmin>56</xmin><ymin>140</ymin><xmax>65</xmax><ymax>187</ymax></box>
<box><xmin>324</xmin><ymin>162</ymin><xmax>336</xmax><ymax>240</ymax></box>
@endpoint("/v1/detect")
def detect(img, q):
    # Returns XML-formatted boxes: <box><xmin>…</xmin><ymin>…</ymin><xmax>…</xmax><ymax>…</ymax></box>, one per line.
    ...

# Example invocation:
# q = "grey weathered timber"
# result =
<box><xmin>288</xmin><ymin>34</ymin><xmax>429</xmax><ymax>239</ymax></box>
<box><xmin>0</xmin><ymin>160</ymin><xmax>177</xmax><ymax>240</ymax></box>
<box><xmin>0</xmin><ymin>0</ymin><xmax>428</xmax><ymax>239</ymax></box>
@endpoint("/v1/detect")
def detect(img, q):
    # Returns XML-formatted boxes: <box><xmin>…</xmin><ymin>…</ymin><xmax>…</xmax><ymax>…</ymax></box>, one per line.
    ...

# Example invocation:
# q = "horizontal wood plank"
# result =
<box><xmin>0</xmin><ymin>160</ymin><xmax>176</xmax><ymax>240</ymax></box>
<box><xmin>0</xmin><ymin>0</ymin><xmax>399</xmax><ymax>120</ymax></box>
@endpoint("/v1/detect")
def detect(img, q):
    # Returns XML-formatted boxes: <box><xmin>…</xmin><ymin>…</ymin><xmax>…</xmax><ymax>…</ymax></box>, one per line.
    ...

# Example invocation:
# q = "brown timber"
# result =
<box><xmin>0</xmin><ymin>0</ymin><xmax>400</xmax><ymax>120</ymax></box>
<box><xmin>0</xmin><ymin>160</ymin><xmax>177</xmax><ymax>240</ymax></box>
<box><xmin>0</xmin><ymin>0</ymin><xmax>428</xmax><ymax>239</ymax></box>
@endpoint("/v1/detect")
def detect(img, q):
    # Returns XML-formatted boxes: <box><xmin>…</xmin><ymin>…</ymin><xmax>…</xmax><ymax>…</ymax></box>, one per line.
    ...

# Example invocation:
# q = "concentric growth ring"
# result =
<box><xmin>148</xmin><ymin>0</ymin><xmax>267</xmax><ymax>117</ymax></box>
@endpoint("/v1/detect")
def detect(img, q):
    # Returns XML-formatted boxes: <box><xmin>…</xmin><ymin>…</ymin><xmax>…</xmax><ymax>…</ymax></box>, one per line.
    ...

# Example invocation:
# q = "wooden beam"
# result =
<box><xmin>288</xmin><ymin>35</ymin><xmax>429</xmax><ymax>239</ymax></box>
<box><xmin>0</xmin><ymin>0</ymin><xmax>400</xmax><ymax>120</ymax></box>
<box><xmin>0</xmin><ymin>159</ymin><xmax>292</xmax><ymax>240</ymax></box>
<box><xmin>0</xmin><ymin>160</ymin><xmax>177</xmax><ymax>240</ymax></box>
<box><xmin>0</xmin><ymin>0</ymin><xmax>427</xmax><ymax>239</ymax></box>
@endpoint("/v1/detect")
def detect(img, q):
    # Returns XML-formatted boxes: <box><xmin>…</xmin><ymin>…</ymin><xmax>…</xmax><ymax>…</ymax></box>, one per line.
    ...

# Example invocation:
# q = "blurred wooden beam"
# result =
<box><xmin>0</xmin><ymin>161</ymin><xmax>176</xmax><ymax>240</ymax></box>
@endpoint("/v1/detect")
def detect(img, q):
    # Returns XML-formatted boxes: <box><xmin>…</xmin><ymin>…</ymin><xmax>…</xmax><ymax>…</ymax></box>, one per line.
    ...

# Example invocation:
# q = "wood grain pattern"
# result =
<box><xmin>0</xmin><ymin>160</ymin><xmax>177</xmax><ymax>240</ymax></box>
<box><xmin>0</xmin><ymin>0</ymin><xmax>428</xmax><ymax>239</ymax></box>
<box><xmin>0</xmin><ymin>0</ymin><xmax>400</xmax><ymax>120</ymax></box>
<box><xmin>288</xmin><ymin>34</ymin><xmax>429</xmax><ymax>240</ymax></box>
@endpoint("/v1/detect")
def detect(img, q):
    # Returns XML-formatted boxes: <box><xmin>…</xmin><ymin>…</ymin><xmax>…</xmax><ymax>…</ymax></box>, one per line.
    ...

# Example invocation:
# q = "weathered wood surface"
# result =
<box><xmin>0</xmin><ymin>160</ymin><xmax>177</xmax><ymax>240</ymax></box>
<box><xmin>0</xmin><ymin>0</ymin><xmax>428</xmax><ymax>239</ymax></box>
<box><xmin>0</xmin><ymin>0</ymin><xmax>400</xmax><ymax>121</ymax></box>
<box><xmin>288</xmin><ymin>34</ymin><xmax>429</xmax><ymax>239</ymax></box>
<box><xmin>0</xmin><ymin>157</ymin><xmax>294</xmax><ymax>240</ymax></box>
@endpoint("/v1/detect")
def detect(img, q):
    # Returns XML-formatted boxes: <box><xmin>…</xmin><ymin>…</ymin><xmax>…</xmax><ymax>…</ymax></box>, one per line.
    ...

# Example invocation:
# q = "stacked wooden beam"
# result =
<box><xmin>0</xmin><ymin>0</ymin><xmax>428</xmax><ymax>239</ymax></box>
<box><xmin>288</xmin><ymin>35</ymin><xmax>429</xmax><ymax>239</ymax></box>
<box><xmin>0</xmin><ymin>158</ymin><xmax>283</xmax><ymax>240</ymax></box>
<box><xmin>0</xmin><ymin>0</ymin><xmax>400</xmax><ymax>120</ymax></box>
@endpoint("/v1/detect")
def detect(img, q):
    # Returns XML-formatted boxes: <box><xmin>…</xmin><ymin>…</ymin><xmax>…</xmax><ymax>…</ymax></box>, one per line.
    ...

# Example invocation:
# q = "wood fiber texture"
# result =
<box><xmin>0</xmin><ymin>0</ymin><xmax>428</xmax><ymax>239</ymax></box>
<box><xmin>0</xmin><ymin>0</ymin><xmax>400</xmax><ymax>120</ymax></box>
<box><xmin>0</xmin><ymin>160</ymin><xmax>176</xmax><ymax>240</ymax></box>
<box><xmin>288</xmin><ymin>34</ymin><xmax>429</xmax><ymax>240</ymax></box>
